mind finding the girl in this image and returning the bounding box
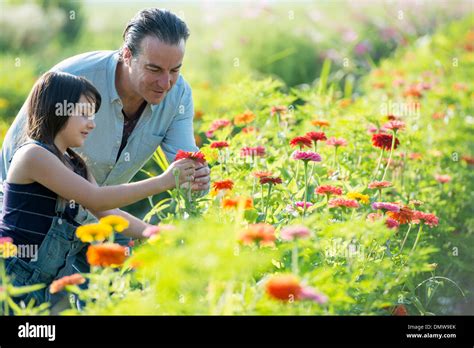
[0,71,196,307]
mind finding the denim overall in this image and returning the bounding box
[5,196,90,308]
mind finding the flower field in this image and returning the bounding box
[1,15,473,316]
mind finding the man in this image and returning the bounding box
[0,8,211,241]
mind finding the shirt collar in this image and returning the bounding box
[107,51,121,103]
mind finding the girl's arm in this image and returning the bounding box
[22,145,195,212]
[92,208,151,240]
[87,172,152,240]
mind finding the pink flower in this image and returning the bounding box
[326,137,348,147]
[295,201,314,209]
[328,198,359,208]
[371,202,401,212]
[292,151,322,162]
[367,212,383,222]
[385,218,400,229]
[0,237,14,245]
[142,224,176,238]
[206,119,232,138]
[299,286,328,304]
[280,225,311,241]
[435,174,451,184]
[383,120,406,132]
[240,146,266,157]
[368,181,392,189]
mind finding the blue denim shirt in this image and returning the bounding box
[0,50,204,221]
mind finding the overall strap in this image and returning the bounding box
[10,139,55,163]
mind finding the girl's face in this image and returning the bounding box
[56,94,96,150]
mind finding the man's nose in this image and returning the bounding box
[157,72,171,91]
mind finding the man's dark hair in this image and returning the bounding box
[119,8,190,60]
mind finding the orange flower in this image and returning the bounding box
[50,274,86,294]
[252,171,273,179]
[222,196,253,210]
[239,223,276,246]
[194,110,204,119]
[86,243,128,267]
[265,274,302,301]
[338,99,352,108]
[311,119,330,128]
[270,105,287,116]
[234,110,255,126]
[387,206,414,225]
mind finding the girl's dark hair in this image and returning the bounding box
[119,8,190,61]
[25,71,101,179]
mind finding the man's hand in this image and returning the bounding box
[190,163,210,192]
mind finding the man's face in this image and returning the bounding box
[124,35,185,104]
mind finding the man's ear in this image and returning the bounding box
[122,47,133,67]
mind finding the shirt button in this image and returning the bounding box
[116,140,120,145]
[109,165,113,169]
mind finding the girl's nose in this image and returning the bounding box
[88,118,96,129]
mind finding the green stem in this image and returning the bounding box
[381,131,396,181]
[303,161,309,217]
[372,148,384,180]
[173,170,181,218]
[411,224,423,252]
[399,223,412,252]
[1,258,8,315]
[291,244,299,275]
[263,184,273,223]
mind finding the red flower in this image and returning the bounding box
[259,176,282,185]
[289,136,312,149]
[392,304,408,316]
[371,133,400,150]
[305,131,327,143]
[212,180,234,191]
[174,150,207,164]
[315,185,343,196]
[328,198,359,208]
[210,141,229,149]
[265,275,302,301]
[413,211,439,228]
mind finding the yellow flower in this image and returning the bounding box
[99,215,130,232]
[347,192,370,204]
[0,98,9,109]
[0,240,17,258]
[76,223,113,243]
